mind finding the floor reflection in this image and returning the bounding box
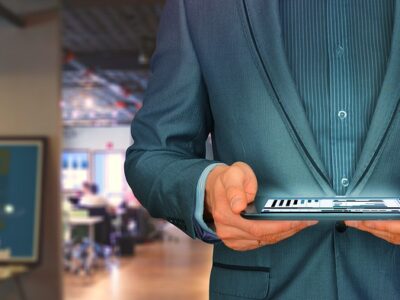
[64,225,213,300]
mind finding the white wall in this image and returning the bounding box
[0,7,62,300]
[63,126,132,151]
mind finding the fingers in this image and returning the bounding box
[365,230,400,244]
[216,217,318,244]
[345,220,400,244]
[345,220,400,233]
[350,220,400,233]
[213,197,318,239]
[220,162,258,214]
[253,220,318,244]
[263,222,317,244]
[207,161,320,251]
[216,224,257,240]
[221,221,319,251]
[222,239,261,252]
[347,224,400,244]
[236,218,318,237]
[215,197,318,236]
[232,162,258,202]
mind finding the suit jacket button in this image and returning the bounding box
[335,221,347,233]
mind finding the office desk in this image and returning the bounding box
[67,216,103,244]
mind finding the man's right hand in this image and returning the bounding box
[204,161,318,251]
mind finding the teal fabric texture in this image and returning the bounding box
[125,1,400,299]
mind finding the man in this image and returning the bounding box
[79,182,108,208]
[125,1,400,299]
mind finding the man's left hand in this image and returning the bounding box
[345,220,400,245]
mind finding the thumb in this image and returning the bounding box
[230,193,248,214]
[232,162,258,204]
[223,163,257,214]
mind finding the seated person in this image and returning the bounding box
[79,182,107,208]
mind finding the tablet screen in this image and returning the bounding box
[261,198,400,213]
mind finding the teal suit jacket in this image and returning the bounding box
[125,1,400,299]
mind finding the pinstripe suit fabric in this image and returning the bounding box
[279,0,395,194]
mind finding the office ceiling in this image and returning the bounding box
[0,0,58,27]
[62,0,165,126]
[0,0,164,126]
[0,0,56,15]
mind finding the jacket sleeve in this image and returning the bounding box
[124,0,222,238]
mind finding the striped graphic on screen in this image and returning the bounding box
[262,198,400,213]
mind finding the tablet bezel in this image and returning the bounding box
[241,197,400,220]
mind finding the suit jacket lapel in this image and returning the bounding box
[238,0,334,194]
[346,0,400,195]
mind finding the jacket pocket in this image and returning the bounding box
[210,262,270,299]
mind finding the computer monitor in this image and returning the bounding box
[0,138,45,264]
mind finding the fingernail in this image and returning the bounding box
[230,197,242,210]
[307,221,318,226]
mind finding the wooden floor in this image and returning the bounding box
[64,226,213,300]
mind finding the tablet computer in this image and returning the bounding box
[241,197,400,220]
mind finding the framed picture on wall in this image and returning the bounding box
[0,137,45,264]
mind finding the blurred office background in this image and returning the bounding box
[0,0,213,299]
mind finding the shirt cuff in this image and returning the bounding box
[193,221,220,244]
[194,163,226,242]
